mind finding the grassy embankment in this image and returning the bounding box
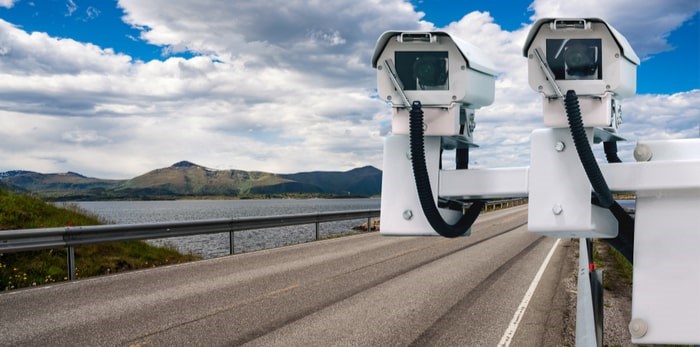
[0,188,200,291]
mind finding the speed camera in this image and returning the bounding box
[524,18,640,98]
[523,18,640,129]
[372,31,497,108]
[372,31,497,142]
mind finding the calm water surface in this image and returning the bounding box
[71,199,380,258]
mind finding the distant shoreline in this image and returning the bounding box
[48,194,381,202]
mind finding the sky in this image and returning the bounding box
[0,0,698,179]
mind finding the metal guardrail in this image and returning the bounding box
[0,209,380,280]
[0,199,527,281]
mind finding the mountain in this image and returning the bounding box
[0,171,121,199]
[281,166,382,196]
[0,161,382,200]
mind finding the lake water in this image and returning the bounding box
[70,199,380,258]
[67,198,633,259]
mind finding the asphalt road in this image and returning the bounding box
[0,205,572,346]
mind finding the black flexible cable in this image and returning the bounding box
[607,201,635,261]
[409,101,484,238]
[565,90,634,262]
[564,90,614,208]
[603,141,622,163]
[602,138,635,262]
[456,148,468,169]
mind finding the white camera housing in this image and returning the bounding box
[372,31,497,108]
[524,18,640,99]
[372,31,497,140]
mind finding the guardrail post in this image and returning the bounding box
[229,231,235,255]
[368,217,372,232]
[66,245,76,280]
[315,222,320,240]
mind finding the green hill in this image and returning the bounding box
[0,161,382,200]
[115,161,293,196]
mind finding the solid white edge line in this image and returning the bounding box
[497,238,561,347]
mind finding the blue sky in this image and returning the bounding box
[0,0,698,178]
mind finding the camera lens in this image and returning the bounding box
[395,51,449,90]
[413,55,447,87]
[564,44,598,77]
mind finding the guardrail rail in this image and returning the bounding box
[1,209,380,280]
[0,198,527,281]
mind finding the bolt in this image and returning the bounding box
[403,209,414,220]
[629,318,648,338]
[555,141,566,152]
[552,204,563,215]
[634,144,653,162]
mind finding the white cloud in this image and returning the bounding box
[0,1,696,179]
[0,19,133,75]
[0,1,410,177]
[85,6,100,21]
[0,0,16,9]
[65,0,77,17]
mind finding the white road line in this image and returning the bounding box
[497,238,561,347]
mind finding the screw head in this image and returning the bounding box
[403,209,414,220]
[552,204,563,215]
[634,144,653,162]
[555,141,566,152]
[629,318,648,338]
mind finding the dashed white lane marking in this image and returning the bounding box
[497,238,561,347]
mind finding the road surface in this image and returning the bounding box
[0,205,572,346]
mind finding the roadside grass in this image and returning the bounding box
[0,189,199,291]
[592,240,632,292]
